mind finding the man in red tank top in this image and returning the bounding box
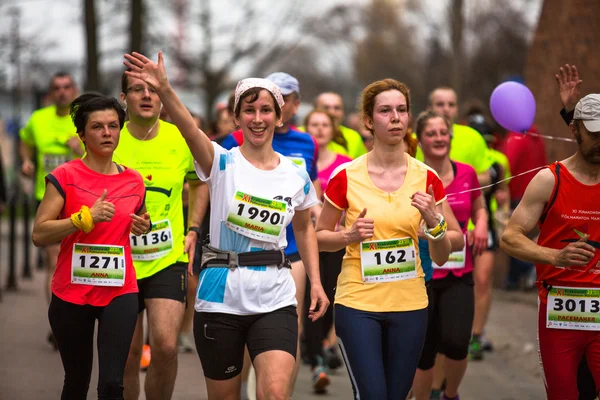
[501,93,600,400]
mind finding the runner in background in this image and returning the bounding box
[412,110,488,400]
[416,87,492,185]
[501,93,600,400]
[462,102,511,360]
[19,71,83,349]
[115,70,204,400]
[303,108,351,393]
[309,92,368,159]
[32,93,148,399]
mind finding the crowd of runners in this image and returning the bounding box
[9,49,600,400]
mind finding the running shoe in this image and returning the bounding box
[178,332,194,353]
[312,365,331,394]
[480,334,494,352]
[441,393,460,400]
[140,344,151,371]
[468,336,484,361]
[430,389,442,399]
[324,346,343,370]
[47,331,58,351]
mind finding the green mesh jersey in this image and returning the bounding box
[19,105,80,201]
[113,120,198,279]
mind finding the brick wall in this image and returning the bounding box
[524,0,600,162]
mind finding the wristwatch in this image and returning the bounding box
[187,226,201,235]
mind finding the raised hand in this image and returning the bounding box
[130,212,151,236]
[89,190,115,223]
[555,234,596,268]
[555,64,583,112]
[411,185,438,228]
[123,51,169,92]
[346,208,374,243]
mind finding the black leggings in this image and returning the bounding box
[418,273,474,370]
[304,249,344,368]
[48,293,138,400]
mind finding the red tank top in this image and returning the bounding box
[49,159,145,306]
[536,162,600,302]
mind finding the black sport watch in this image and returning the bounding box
[187,226,201,235]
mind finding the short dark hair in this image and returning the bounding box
[70,93,126,134]
[121,70,130,94]
[49,71,75,89]
[233,87,282,119]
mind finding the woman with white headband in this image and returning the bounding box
[123,51,329,400]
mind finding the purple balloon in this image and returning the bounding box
[489,82,536,133]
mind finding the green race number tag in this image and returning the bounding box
[547,286,600,331]
[130,219,173,261]
[433,234,466,269]
[360,238,417,283]
[225,191,287,243]
[71,244,125,287]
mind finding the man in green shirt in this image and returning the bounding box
[416,87,492,184]
[313,92,368,159]
[115,72,204,400]
[19,72,83,349]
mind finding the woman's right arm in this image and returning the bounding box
[32,184,76,247]
[316,202,374,252]
[124,52,214,176]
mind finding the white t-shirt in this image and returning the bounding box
[194,143,318,315]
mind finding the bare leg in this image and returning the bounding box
[443,358,468,398]
[144,298,186,400]
[124,313,144,400]
[254,350,296,400]
[412,368,434,400]
[432,354,445,390]
[473,251,495,335]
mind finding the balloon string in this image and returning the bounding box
[523,131,576,143]
[445,129,575,196]
[446,165,547,197]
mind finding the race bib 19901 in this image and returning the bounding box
[130,219,173,261]
[71,244,125,287]
[547,286,600,331]
[225,191,287,243]
[360,238,417,283]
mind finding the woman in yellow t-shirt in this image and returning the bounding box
[316,79,462,400]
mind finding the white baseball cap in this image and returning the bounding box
[574,94,600,132]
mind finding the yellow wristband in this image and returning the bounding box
[429,219,447,237]
[70,205,95,234]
